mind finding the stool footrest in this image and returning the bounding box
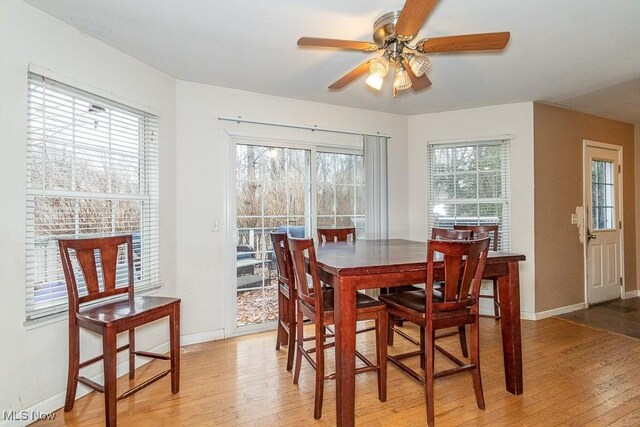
[133,350,170,360]
[77,376,104,393]
[117,369,171,401]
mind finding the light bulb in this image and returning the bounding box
[365,73,384,91]
[408,54,431,77]
[393,65,412,91]
[369,56,390,78]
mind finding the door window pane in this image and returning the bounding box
[591,160,615,230]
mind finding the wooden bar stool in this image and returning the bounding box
[58,235,180,427]
[270,232,296,371]
[317,227,356,243]
[288,237,387,419]
[379,238,490,426]
[454,224,501,319]
[388,227,472,360]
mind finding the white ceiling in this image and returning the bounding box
[23,0,640,121]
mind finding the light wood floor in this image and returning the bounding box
[36,317,640,426]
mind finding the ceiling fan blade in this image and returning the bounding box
[394,0,440,39]
[417,32,511,53]
[402,59,432,91]
[328,61,372,90]
[298,37,378,51]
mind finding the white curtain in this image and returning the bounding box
[364,135,389,240]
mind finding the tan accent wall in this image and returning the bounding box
[636,125,640,296]
[534,102,636,312]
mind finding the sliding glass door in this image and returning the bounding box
[234,141,364,330]
[235,144,311,327]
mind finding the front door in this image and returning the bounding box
[584,142,622,305]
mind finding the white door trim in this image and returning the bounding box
[582,139,625,307]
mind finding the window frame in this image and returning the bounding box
[231,135,365,331]
[25,72,161,321]
[427,138,511,250]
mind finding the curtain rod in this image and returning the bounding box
[218,116,389,138]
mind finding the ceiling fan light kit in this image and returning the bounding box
[365,72,385,90]
[297,0,510,97]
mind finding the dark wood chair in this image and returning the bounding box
[453,224,500,319]
[317,227,356,243]
[379,238,490,427]
[58,235,180,427]
[432,227,472,241]
[388,227,473,357]
[288,237,387,419]
[270,232,296,372]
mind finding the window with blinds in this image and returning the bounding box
[26,73,160,320]
[427,139,511,250]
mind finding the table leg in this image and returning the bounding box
[497,261,524,395]
[334,276,357,427]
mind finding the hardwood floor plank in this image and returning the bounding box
[34,317,640,426]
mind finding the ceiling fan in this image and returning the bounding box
[297,0,510,97]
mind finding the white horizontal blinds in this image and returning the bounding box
[427,139,511,251]
[26,73,160,320]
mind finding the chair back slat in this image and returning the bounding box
[270,232,294,290]
[317,227,355,243]
[453,224,499,251]
[427,238,490,310]
[58,235,133,307]
[100,244,119,292]
[75,248,101,295]
[288,237,323,312]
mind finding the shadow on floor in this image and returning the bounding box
[556,297,640,339]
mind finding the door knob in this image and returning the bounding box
[587,232,597,241]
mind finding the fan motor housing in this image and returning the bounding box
[373,11,408,46]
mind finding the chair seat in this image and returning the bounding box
[379,290,433,313]
[78,296,180,328]
[300,289,384,313]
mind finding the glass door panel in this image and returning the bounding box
[591,159,615,230]
[316,152,365,238]
[235,144,311,327]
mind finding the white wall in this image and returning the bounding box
[407,103,536,316]
[0,0,177,418]
[175,81,409,338]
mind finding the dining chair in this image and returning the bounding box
[453,224,500,319]
[288,236,387,419]
[379,238,490,427]
[58,235,180,427]
[270,232,296,371]
[317,227,356,243]
[388,227,472,358]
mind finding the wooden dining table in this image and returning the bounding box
[314,239,526,427]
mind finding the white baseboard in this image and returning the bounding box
[2,329,229,427]
[625,290,640,299]
[520,311,537,321]
[181,329,225,346]
[531,302,587,320]
[0,340,169,427]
